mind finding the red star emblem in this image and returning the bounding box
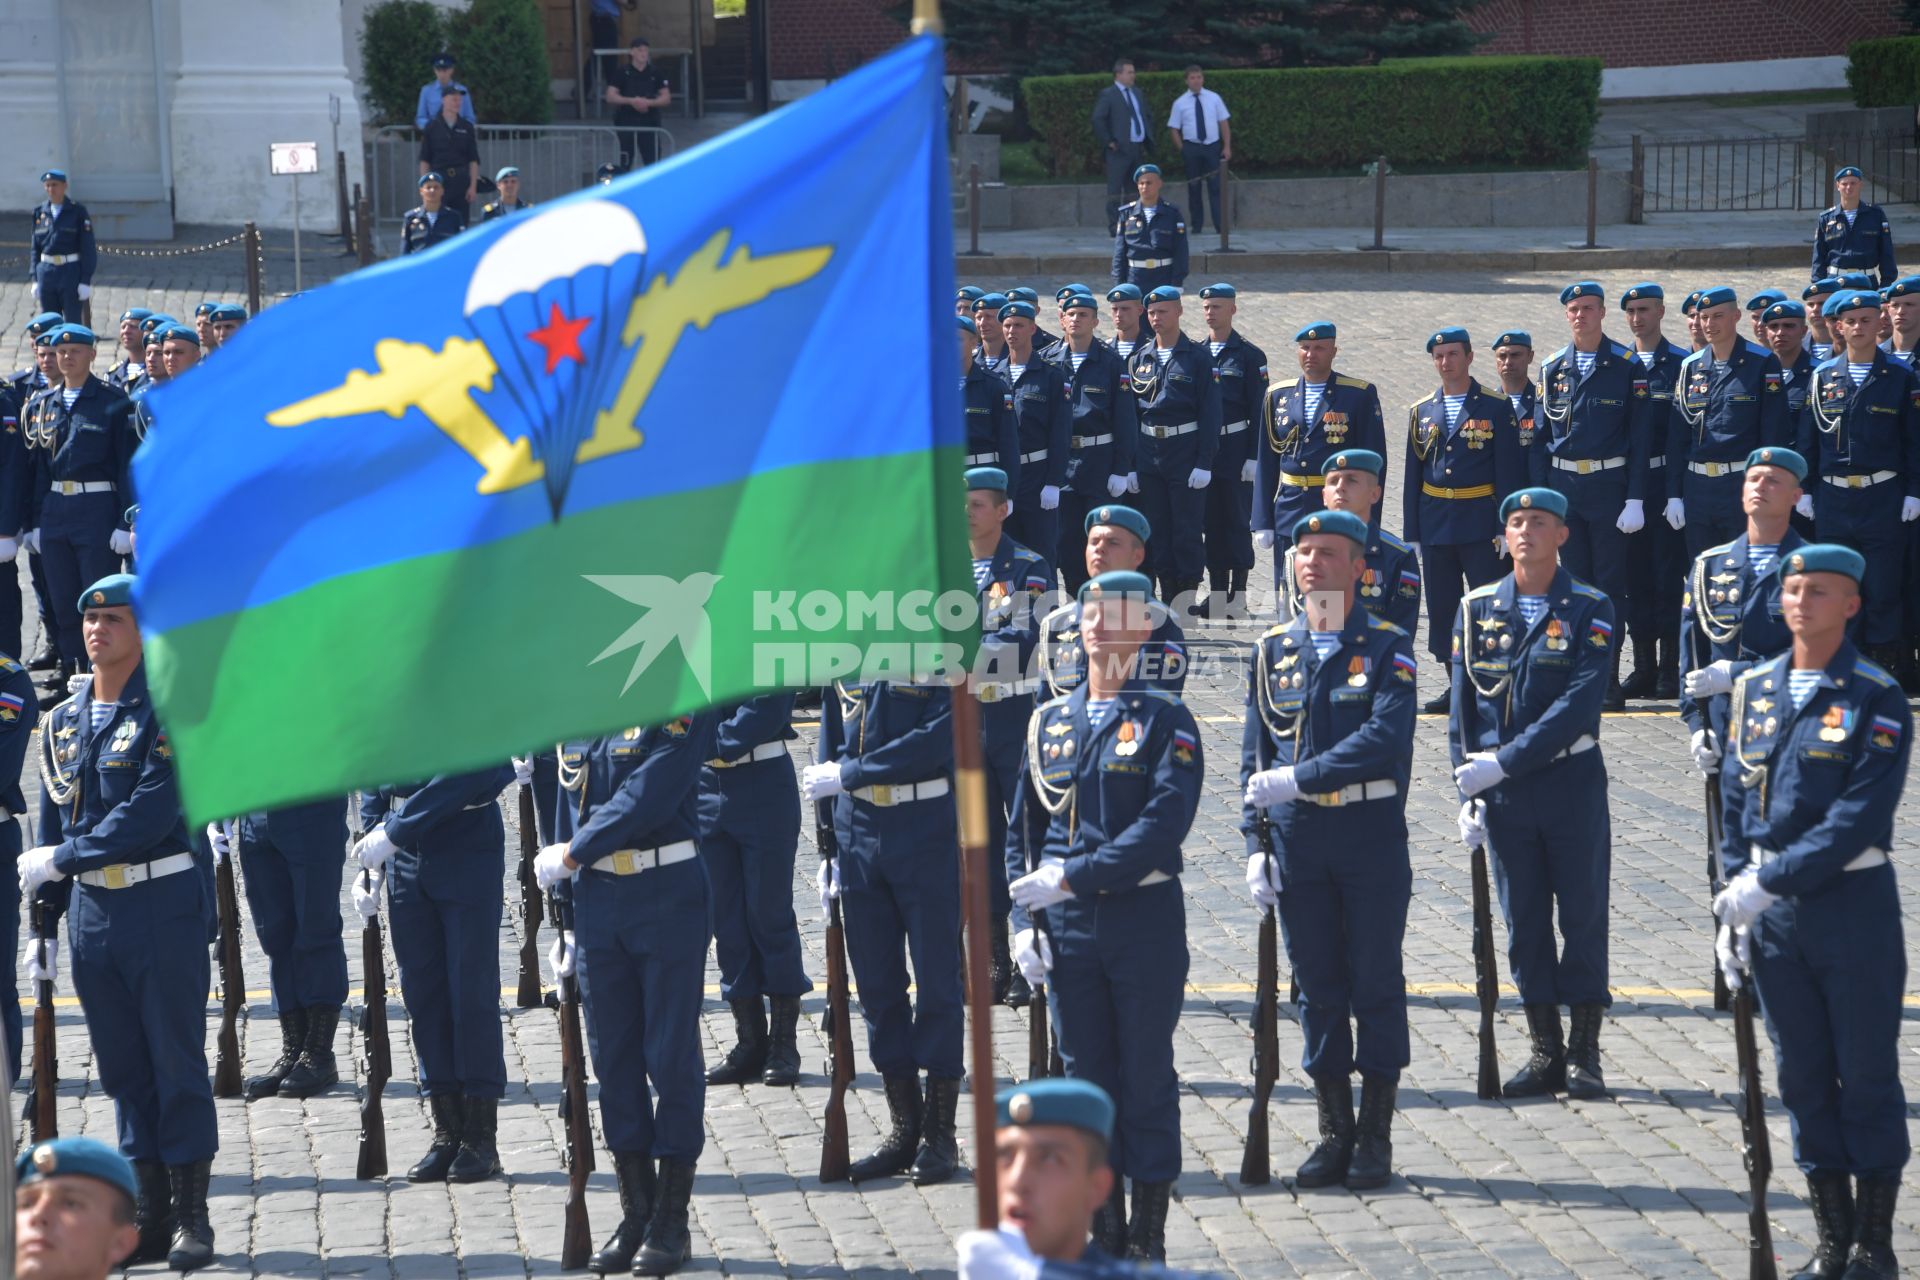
[526,302,591,374]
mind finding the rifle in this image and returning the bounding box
[1733,982,1779,1280]
[211,836,246,1098]
[26,897,56,1142]
[818,799,855,1183]
[513,780,544,1008]
[1240,812,1280,1186]
[1707,777,1732,1012]
[1019,783,1052,1082]
[1469,810,1502,1100]
[356,868,391,1179]
[548,888,594,1269]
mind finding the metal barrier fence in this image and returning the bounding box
[1630,130,1920,217]
[365,123,676,230]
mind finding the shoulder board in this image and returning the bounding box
[0,657,18,674]
[1011,545,1041,562]
[1547,345,1569,363]
[1036,692,1073,715]
[1744,339,1769,356]
[1335,375,1372,390]
[1569,579,1604,599]
[1608,340,1632,358]
[1680,348,1707,368]
[1854,657,1896,688]
[1463,582,1500,602]
[1368,617,1410,637]
[1378,529,1410,552]
[1743,653,1787,685]
[1701,540,1739,561]
[1259,623,1291,641]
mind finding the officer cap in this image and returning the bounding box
[1780,543,1865,585]
[595,163,618,184]
[1695,286,1738,310]
[119,307,153,324]
[157,323,199,346]
[1105,284,1142,303]
[972,292,1009,313]
[47,325,95,348]
[1804,277,1842,300]
[432,53,456,68]
[40,169,66,183]
[956,315,977,336]
[26,312,65,339]
[1499,487,1568,522]
[1835,165,1863,181]
[1491,330,1532,351]
[1060,293,1098,313]
[1620,283,1663,306]
[1559,281,1604,305]
[1006,287,1040,304]
[1747,446,1808,481]
[441,82,466,97]
[1078,569,1156,607]
[998,301,1038,322]
[1321,449,1385,479]
[957,286,985,303]
[193,300,221,318]
[1837,272,1877,291]
[138,313,176,336]
[1744,288,1787,312]
[1824,289,1881,318]
[1886,276,1920,299]
[997,1079,1114,1142]
[1132,164,1161,181]
[1291,509,1369,547]
[495,166,520,182]
[1198,283,1237,300]
[1295,321,1335,342]
[1425,326,1470,352]
[1055,283,1094,301]
[78,572,135,614]
[1760,300,1806,325]
[210,303,248,323]
[1680,290,1704,316]
[15,1138,137,1207]
[418,171,445,188]
[965,466,1009,492]
[1085,503,1150,543]
[1144,286,1181,305]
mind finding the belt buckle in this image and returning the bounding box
[869,783,895,807]
[1314,790,1342,807]
[1709,462,1727,478]
[103,863,130,890]
[611,850,638,874]
[1576,459,1594,475]
[1850,475,1867,488]
[705,757,728,768]
[977,684,1002,704]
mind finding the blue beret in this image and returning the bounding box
[1760,300,1806,325]
[998,301,1038,322]
[1055,283,1093,301]
[16,1138,137,1205]
[1804,278,1842,300]
[1747,446,1808,481]
[1005,287,1039,304]
[1084,503,1150,543]
[1620,282,1663,306]
[78,572,135,614]
[210,303,247,322]
[40,169,66,183]
[1198,283,1237,299]
[48,325,96,347]
[1745,288,1787,311]
[1559,281,1604,305]
[1825,289,1880,318]
[1106,284,1142,303]
[119,307,153,324]
[418,171,444,188]
[1292,509,1369,546]
[1060,293,1098,313]
[157,323,199,346]
[1144,286,1181,304]
[1321,449,1385,478]
[1078,569,1156,607]
[1696,286,1738,309]
[1132,164,1160,181]
[138,313,176,336]
[1886,276,1920,299]
[1492,330,1532,351]
[193,300,221,318]
[26,312,65,338]
[966,466,1009,491]
[494,166,520,182]
[997,1079,1114,1141]
[973,292,1008,313]
[957,286,985,303]
[1836,166,1863,181]
[1680,290,1704,315]
[1838,272,1878,291]
[1499,487,1568,522]
[1881,285,1896,302]
[1295,321,1335,342]
[956,315,977,335]
[1779,542,1865,584]
[432,53,456,68]
[1426,326,1470,352]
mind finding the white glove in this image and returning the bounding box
[206,821,230,865]
[816,858,840,915]
[75,284,90,301]
[801,761,845,803]
[1795,494,1815,520]
[28,281,38,301]
[1252,530,1275,552]
[1494,535,1509,559]
[1713,868,1781,930]
[1663,497,1686,530]
[1458,799,1488,849]
[1243,766,1299,809]
[512,756,534,787]
[1615,498,1645,534]
[957,1228,1041,1280]
[1005,500,1014,517]
[1010,859,1073,911]
[23,529,39,554]
[547,929,577,980]
[17,846,64,894]
[1187,467,1212,489]
[1903,496,1920,523]
[1453,752,1507,798]
[0,537,18,564]
[1411,541,1422,560]
[21,938,55,987]
[1244,852,1279,910]
[1105,474,1128,498]
[1716,923,1753,992]
[353,824,396,872]
[353,869,384,919]
[1241,458,1257,483]
[533,842,574,889]
[1690,728,1721,776]
[64,673,86,695]
[1684,661,1735,698]
[1011,927,1053,985]
[1039,485,1060,510]
[1125,472,1140,494]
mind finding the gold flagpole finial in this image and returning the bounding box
[911,0,943,36]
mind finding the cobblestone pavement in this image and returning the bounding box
[8,266,1920,1278]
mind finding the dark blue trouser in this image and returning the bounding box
[1203,463,1253,578]
[1006,483,1059,575]
[1754,862,1909,1175]
[1626,501,1686,676]
[1,818,22,1084]
[388,871,506,1098]
[34,264,81,323]
[1557,502,1629,619]
[1180,140,1222,232]
[1058,489,1099,595]
[699,759,811,1002]
[40,496,120,663]
[27,550,54,660]
[1135,463,1206,585]
[0,555,24,666]
[1276,828,1411,1078]
[1813,481,1905,646]
[980,725,1022,923]
[1421,539,1500,666]
[235,808,349,1012]
[1045,879,1187,1182]
[1683,471,1746,559]
[1485,749,1611,1007]
[575,857,711,1159]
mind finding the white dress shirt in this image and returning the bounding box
[1167,88,1230,145]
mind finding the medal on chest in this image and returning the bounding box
[1819,702,1854,744]
[109,719,138,753]
[1543,618,1566,651]
[1113,718,1140,757]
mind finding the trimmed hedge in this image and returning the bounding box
[1847,36,1920,108]
[361,0,453,127]
[1022,56,1602,178]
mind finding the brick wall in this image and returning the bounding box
[1464,0,1908,66]
[769,0,906,79]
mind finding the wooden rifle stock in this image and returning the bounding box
[1240,894,1279,1186]
[818,801,855,1183]
[212,850,246,1098]
[548,889,594,1269]
[514,782,545,1008]
[1470,839,1502,1099]
[356,869,391,1180]
[1733,985,1778,1279]
[28,899,56,1142]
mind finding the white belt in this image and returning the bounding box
[78,851,195,889]
[977,678,1041,704]
[596,839,697,875]
[1130,257,1170,269]
[49,481,113,496]
[1071,433,1113,448]
[1551,455,1626,474]
[1141,420,1199,439]
[1647,455,1665,468]
[1099,869,1173,895]
[1823,470,1898,489]
[39,254,75,266]
[965,451,998,466]
[1554,734,1597,761]
[1299,780,1398,807]
[1221,419,1250,435]
[1021,448,1049,464]
[1752,843,1886,872]
[1689,460,1748,478]
[852,777,951,807]
[707,741,788,768]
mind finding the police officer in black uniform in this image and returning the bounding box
[418,84,480,221]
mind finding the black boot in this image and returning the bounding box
[1504,1005,1567,1096]
[128,1159,175,1265]
[1796,1170,1854,1279]
[1345,1073,1397,1191]
[849,1074,921,1182]
[1295,1073,1355,1188]
[1602,651,1626,712]
[1655,637,1680,700]
[166,1160,214,1271]
[705,998,769,1085]
[1125,1180,1173,1263]
[278,1005,340,1098]
[633,1158,696,1276]
[588,1151,655,1274]
[245,1007,308,1100]
[1843,1176,1900,1279]
[762,995,801,1086]
[1092,1177,1127,1255]
[1565,1003,1609,1099]
[407,1094,466,1182]
[909,1075,962,1185]
[27,639,56,671]
[1421,690,1451,715]
[448,1095,503,1182]
[1617,666,1658,699]
[1004,968,1033,1009]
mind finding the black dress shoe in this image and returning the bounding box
[1654,673,1680,700]
[1617,668,1657,699]
[1420,691,1450,715]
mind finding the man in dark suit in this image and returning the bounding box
[1091,60,1151,236]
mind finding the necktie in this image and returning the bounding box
[1126,89,1144,141]
[1192,91,1209,144]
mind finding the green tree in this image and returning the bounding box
[451,0,553,124]
[360,0,451,127]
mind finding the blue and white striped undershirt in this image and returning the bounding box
[1115,339,1136,360]
[1306,630,1339,660]
[1069,349,1088,371]
[1087,698,1114,728]
[1154,347,1172,366]
[1849,360,1873,385]
[973,558,993,591]
[61,388,79,408]
[1813,343,1834,361]
[1208,339,1226,357]
[1008,362,1026,382]
[1515,595,1547,628]
[1787,668,1824,709]
[88,701,115,734]
[1574,349,1596,377]
[1507,393,1525,417]
[1636,349,1654,368]
[1442,393,1467,429]
[1747,543,1779,577]
[1303,381,1326,420]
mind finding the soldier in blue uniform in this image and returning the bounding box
[1276,451,1420,635]
[1110,166,1188,293]
[973,293,1012,378]
[1251,322,1387,590]
[1128,287,1220,611]
[1404,327,1528,714]
[15,313,66,673]
[958,285,986,317]
[30,171,96,324]
[1242,509,1417,1190]
[958,1080,1122,1275]
[1106,284,1147,363]
[0,622,35,1091]
[1714,544,1910,1280]
[1001,300,1072,563]
[1811,166,1898,286]
[401,172,466,255]
[1047,293,1134,594]
[961,316,1021,494]
[478,166,531,222]
[208,304,247,349]
[1451,488,1615,1100]
[1805,278,1842,362]
[108,309,152,390]
[805,673,963,1185]
[1490,330,1536,439]
[700,695,809,1089]
[1758,301,1817,469]
[1746,289,1789,345]
[1618,286,1694,699]
[18,574,215,1270]
[1006,287,1061,354]
[1008,571,1203,1262]
[0,357,31,664]
[1197,284,1267,618]
[1039,505,1187,701]
[531,713,716,1277]
[354,763,513,1185]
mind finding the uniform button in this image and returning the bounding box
[1445,468,1452,475]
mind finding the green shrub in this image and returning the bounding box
[360,0,452,127]
[1847,35,1920,108]
[1022,56,1602,178]
[451,0,553,125]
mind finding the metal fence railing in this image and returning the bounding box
[365,123,676,228]
[1630,131,1920,218]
